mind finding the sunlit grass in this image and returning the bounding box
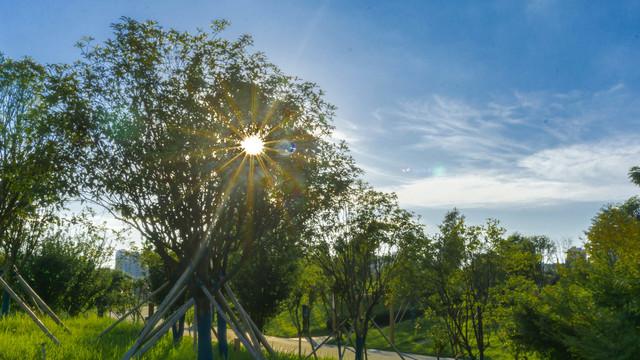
[0,312,335,360]
[264,305,331,338]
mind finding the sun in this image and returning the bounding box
[240,135,265,156]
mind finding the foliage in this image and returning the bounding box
[265,298,330,338]
[1,53,93,316]
[512,197,640,359]
[231,236,302,332]
[17,216,116,316]
[422,210,506,360]
[311,182,423,360]
[629,166,640,187]
[406,210,551,360]
[77,15,357,283]
[75,17,358,357]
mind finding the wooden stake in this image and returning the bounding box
[224,283,276,356]
[13,267,70,334]
[303,318,349,360]
[123,233,210,360]
[223,283,275,357]
[135,284,187,340]
[199,284,261,360]
[131,298,195,359]
[121,283,187,360]
[96,281,169,340]
[370,318,406,360]
[214,288,265,359]
[389,298,394,345]
[0,276,60,345]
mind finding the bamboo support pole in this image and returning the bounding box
[341,323,356,359]
[0,276,60,345]
[305,334,319,360]
[96,281,169,340]
[303,318,349,360]
[131,298,195,359]
[121,284,187,360]
[370,318,407,360]
[138,298,192,347]
[134,284,187,340]
[200,284,261,360]
[14,267,71,334]
[122,231,211,360]
[223,283,276,357]
[214,288,265,360]
[218,286,264,357]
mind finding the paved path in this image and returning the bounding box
[108,308,453,360]
[232,332,454,360]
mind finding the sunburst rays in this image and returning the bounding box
[154,80,312,240]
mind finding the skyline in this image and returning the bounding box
[2,0,639,243]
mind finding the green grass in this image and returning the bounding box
[330,319,542,360]
[264,305,331,338]
[0,307,540,360]
[263,301,544,359]
[0,312,330,360]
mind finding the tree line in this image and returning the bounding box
[1,17,639,360]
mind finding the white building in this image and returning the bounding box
[115,250,145,278]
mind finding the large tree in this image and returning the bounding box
[311,182,422,360]
[0,55,91,316]
[77,18,358,359]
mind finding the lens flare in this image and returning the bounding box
[275,140,296,155]
[241,135,264,155]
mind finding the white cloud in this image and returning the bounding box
[386,167,637,209]
[519,140,640,184]
[361,87,640,209]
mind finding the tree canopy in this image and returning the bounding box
[75,17,359,358]
[1,54,93,316]
[311,181,423,360]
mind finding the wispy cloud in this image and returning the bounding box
[356,86,640,208]
[386,140,639,208]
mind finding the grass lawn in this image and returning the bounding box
[262,305,544,360]
[0,312,328,360]
[331,319,541,360]
[264,305,332,338]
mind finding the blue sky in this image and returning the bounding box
[2,0,639,244]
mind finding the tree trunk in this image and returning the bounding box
[355,336,366,360]
[217,310,228,359]
[171,313,186,344]
[477,306,484,360]
[195,294,213,360]
[1,290,10,317]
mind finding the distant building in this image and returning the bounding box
[115,250,145,278]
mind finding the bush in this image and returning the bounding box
[18,221,115,316]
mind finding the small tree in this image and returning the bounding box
[282,257,327,356]
[418,210,507,360]
[312,182,422,360]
